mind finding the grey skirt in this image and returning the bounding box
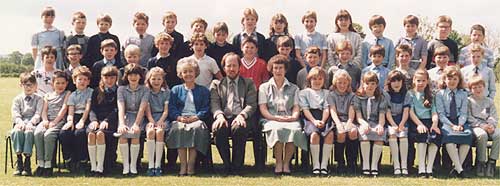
[359,121,387,141]
[121,112,146,139]
[165,120,210,155]
[261,119,308,150]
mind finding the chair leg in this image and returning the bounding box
[4,136,10,174]
[57,139,61,173]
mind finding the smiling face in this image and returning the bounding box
[163,18,177,33]
[303,18,316,32]
[21,82,37,95]
[370,24,385,37]
[310,75,325,90]
[191,23,206,34]
[470,83,484,97]
[305,53,320,67]
[43,54,56,69]
[470,51,483,66]
[404,23,417,37]
[335,77,349,93]
[223,55,240,79]
[127,73,141,86]
[125,53,140,65]
[243,16,257,31]
[156,40,172,55]
[134,19,148,35]
[397,51,411,67]
[74,75,90,90]
[98,21,111,33]
[413,74,428,92]
[149,73,164,90]
[437,22,451,39]
[370,54,384,66]
[67,50,82,64]
[192,40,207,55]
[434,54,449,68]
[337,17,351,32]
[180,66,196,83]
[338,50,352,64]
[52,77,68,93]
[272,63,286,78]
[242,42,257,58]
[390,79,403,92]
[277,46,292,56]
[102,75,117,88]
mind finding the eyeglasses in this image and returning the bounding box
[22,83,35,88]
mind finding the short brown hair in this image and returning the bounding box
[470,24,485,35]
[305,46,321,57]
[162,11,177,23]
[369,15,386,29]
[436,15,452,26]
[395,44,413,56]
[213,22,229,34]
[97,14,112,25]
[267,54,289,72]
[241,8,259,23]
[154,32,174,45]
[241,37,258,48]
[190,17,208,30]
[306,67,327,88]
[100,39,118,50]
[67,44,82,55]
[469,44,484,55]
[72,11,86,23]
[302,10,317,23]
[357,71,382,98]
[41,6,55,17]
[335,40,353,53]
[403,15,419,26]
[468,75,486,89]
[189,33,209,47]
[221,52,240,68]
[41,46,58,60]
[133,12,149,25]
[433,46,450,57]
[20,72,36,84]
[369,45,385,57]
[53,70,69,83]
[276,36,293,48]
[72,66,92,82]
[122,63,145,85]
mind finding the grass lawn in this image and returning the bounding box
[0,77,499,185]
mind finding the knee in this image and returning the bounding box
[348,130,358,140]
[337,133,346,143]
[96,131,105,140]
[119,138,128,144]
[131,138,139,144]
[156,129,165,138]
[146,129,155,139]
[310,133,320,144]
[324,132,334,144]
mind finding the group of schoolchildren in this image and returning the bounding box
[10,6,499,178]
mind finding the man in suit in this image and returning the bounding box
[209,52,257,175]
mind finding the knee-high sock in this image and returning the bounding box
[426,143,438,173]
[445,143,463,172]
[399,138,408,169]
[147,140,155,169]
[130,144,140,174]
[458,144,470,166]
[96,144,106,172]
[119,143,129,174]
[155,142,164,168]
[321,144,333,169]
[88,145,97,171]
[388,138,400,169]
[360,141,370,170]
[371,144,383,171]
[310,144,320,170]
[417,143,427,173]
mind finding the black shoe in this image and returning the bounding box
[336,164,346,174]
[449,169,458,177]
[282,171,291,176]
[88,171,96,177]
[362,169,371,176]
[43,168,53,177]
[427,172,434,178]
[13,156,23,176]
[418,172,426,178]
[347,164,357,174]
[33,167,44,176]
[21,156,31,176]
[95,171,104,177]
[457,171,468,178]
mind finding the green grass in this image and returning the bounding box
[0,77,499,185]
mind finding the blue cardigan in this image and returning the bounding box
[168,84,210,121]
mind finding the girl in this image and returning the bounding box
[327,9,363,68]
[239,38,270,90]
[33,46,58,96]
[329,69,358,174]
[87,66,119,176]
[167,59,210,176]
[144,67,170,176]
[116,63,150,176]
[264,13,296,62]
[299,67,332,175]
[354,71,387,176]
[436,66,472,178]
[385,70,411,175]
[32,6,65,70]
[232,8,266,57]
[34,71,70,177]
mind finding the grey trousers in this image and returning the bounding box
[11,127,34,154]
[473,127,500,162]
[34,122,63,161]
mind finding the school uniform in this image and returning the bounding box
[84,32,121,69]
[426,38,458,69]
[387,91,411,137]
[178,55,220,88]
[285,58,302,85]
[32,69,55,97]
[299,88,332,136]
[117,66,148,86]
[396,67,415,90]
[117,85,150,138]
[90,58,124,88]
[64,65,80,92]
[458,43,495,68]
[239,57,269,90]
[428,66,445,94]
[11,93,43,154]
[263,34,297,62]
[295,31,328,61]
[362,36,395,69]
[232,31,266,57]
[467,96,500,164]
[147,54,182,88]
[395,35,428,70]
[327,31,363,68]
[354,94,388,142]
[326,62,361,91]
[32,26,65,70]
[461,64,496,99]
[161,30,184,59]
[123,33,156,67]
[206,42,239,74]
[362,64,390,90]
[64,32,89,66]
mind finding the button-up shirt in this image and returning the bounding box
[362,64,390,90]
[436,88,468,126]
[362,36,395,68]
[461,64,496,99]
[67,87,93,114]
[458,43,495,68]
[467,96,498,128]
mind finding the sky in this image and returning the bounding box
[1,0,499,54]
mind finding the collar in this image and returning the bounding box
[68,64,81,72]
[151,87,167,95]
[445,88,457,95]
[156,53,170,59]
[337,62,352,69]
[75,87,89,94]
[241,57,257,69]
[41,26,57,32]
[370,64,383,70]
[269,77,290,89]
[103,58,115,66]
[227,76,240,86]
[105,85,117,92]
[403,34,420,41]
[306,31,317,36]
[242,31,256,37]
[126,84,142,92]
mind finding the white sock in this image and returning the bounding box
[417,143,427,173]
[446,143,463,173]
[147,140,155,169]
[371,144,383,171]
[388,138,400,170]
[130,144,140,174]
[88,145,97,171]
[310,144,320,170]
[119,143,129,174]
[155,142,165,169]
[38,160,45,168]
[44,160,51,168]
[399,138,408,169]
[96,144,106,172]
[321,144,333,169]
[458,144,470,166]
[426,144,438,173]
[360,141,370,170]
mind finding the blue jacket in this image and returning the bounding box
[168,84,210,121]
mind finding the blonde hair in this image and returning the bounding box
[96,13,112,25]
[124,44,141,57]
[241,8,259,23]
[306,67,326,88]
[72,66,92,82]
[162,11,177,23]
[302,10,317,23]
[145,67,167,89]
[331,69,353,92]
[177,58,200,78]
[436,15,452,26]
[154,32,174,45]
[468,75,486,89]
[133,12,149,25]
[469,44,484,55]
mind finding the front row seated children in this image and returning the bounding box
[385,70,411,175]
[297,46,322,90]
[144,67,170,176]
[239,38,269,90]
[34,71,71,177]
[362,45,389,90]
[91,39,123,88]
[299,67,332,176]
[11,72,43,176]
[59,66,93,172]
[354,71,387,176]
[409,69,440,178]
[467,76,499,177]
[435,66,472,178]
[116,63,150,176]
[329,69,358,174]
[87,66,119,176]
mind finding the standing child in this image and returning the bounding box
[239,38,269,90]
[161,11,184,59]
[206,22,239,74]
[59,66,93,172]
[436,66,472,178]
[116,64,150,176]
[297,46,322,90]
[33,46,58,96]
[299,67,332,176]
[84,14,121,69]
[87,66,119,176]
[409,69,440,178]
[118,45,149,85]
[461,44,496,99]
[385,70,411,175]
[362,45,390,90]
[263,13,296,62]
[11,72,43,176]
[177,18,208,59]
[65,44,83,92]
[295,11,327,68]
[326,40,361,91]
[467,76,499,177]
[32,6,65,70]
[459,24,495,68]
[362,15,395,69]
[232,8,266,58]
[354,72,388,176]
[123,12,155,67]
[328,70,358,174]
[327,9,363,68]
[64,12,89,66]
[426,15,458,69]
[34,71,70,177]
[90,39,124,88]
[395,15,428,70]
[277,36,302,85]
[147,32,182,88]
[428,46,450,93]
[144,67,170,176]
[395,44,416,90]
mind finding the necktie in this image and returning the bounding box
[366,96,375,120]
[139,35,144,39]
[376,38,380,46]
[449,91,457,121]
[474,66,479,75]
[226,80,236,116]
[24,96,32,102]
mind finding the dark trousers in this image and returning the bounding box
[334,139,359,169]
[213,117,249,171]
[59,114,88,162]
[103,132,118,173]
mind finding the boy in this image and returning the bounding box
[362,15,395,69]
[11,72,43,176]
[362,45,390,90]
[206,22,238,74]
[428,46,450,93]
[232,8,266,58]
[33,46,57,96]
[295,10,327,68]
[91,39,123,88]
[395,15,428,70]
[426,15,458,69]
[327,40,361,91]
[297,46,322,90]
[459,24,495,68]
[32,6,65,70]
[59,66,93,172]
[64,12,89,66]
[395,44,416,90]
[277,36,302,85]
[461,44,496,99]
[177,17,208,59]
[467,76,499,177]
[118,45,148,85]
[147,32,182,88]
[161,11,184,59]
[65,44,83,92]
[84,14,121,69]
[122,12,155,67]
